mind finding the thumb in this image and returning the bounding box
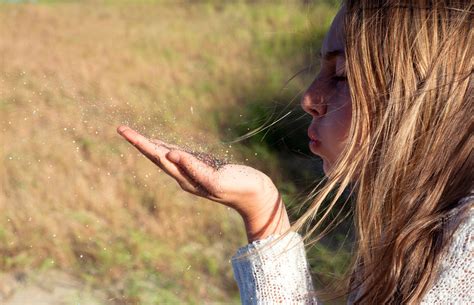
[166,150,216,190]
[166,150,182,163]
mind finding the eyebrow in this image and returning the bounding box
[319,50,344,60]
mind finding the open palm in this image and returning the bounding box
[117,125,289,240]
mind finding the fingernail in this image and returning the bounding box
[117,125,129,135]
[166,151,180,163]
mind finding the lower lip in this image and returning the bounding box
[309,140,321,153]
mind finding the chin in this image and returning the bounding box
[322,159,334,176]
[322,162,329,175]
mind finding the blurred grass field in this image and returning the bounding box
[0,0,347,304]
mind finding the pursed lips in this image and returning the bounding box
[308,129,321,155]
[307,129,319,143]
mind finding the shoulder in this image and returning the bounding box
[421,196,473,303]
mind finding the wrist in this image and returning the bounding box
[243,195,291,243]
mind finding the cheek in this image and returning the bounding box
[328,89,352,141]
[321,90,352,157]
[337,96,352,139]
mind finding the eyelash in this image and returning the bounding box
[333,75,347,82]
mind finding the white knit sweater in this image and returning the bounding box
[231,200,473,304]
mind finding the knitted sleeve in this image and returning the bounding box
[231,231,319,305]
[421,207,474,304]
[231,207,473,305]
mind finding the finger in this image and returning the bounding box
[150,139,181,151]
[117,127,205,193]
[117,126,177,170]
[155,150,204,193]
[117,126,167,166]
[149,139,165,146]
[166,150,216,192]
[152,145,214,196]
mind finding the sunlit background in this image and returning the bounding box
[0,0,349,304]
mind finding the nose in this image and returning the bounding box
[300,79,327,118]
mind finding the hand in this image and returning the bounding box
[117,125,290,242]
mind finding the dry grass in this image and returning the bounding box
[0,1,337,303]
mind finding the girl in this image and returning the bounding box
[117,0,473,303]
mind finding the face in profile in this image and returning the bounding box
[301,7,352,174]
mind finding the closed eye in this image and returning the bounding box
[333,75,347,82]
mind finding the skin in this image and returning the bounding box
[117,126,290,242]
[117,8,351,241]
[301,7,351,174]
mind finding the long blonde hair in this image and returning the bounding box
[289,1,473,303]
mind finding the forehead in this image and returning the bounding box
[321,6,345,55]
